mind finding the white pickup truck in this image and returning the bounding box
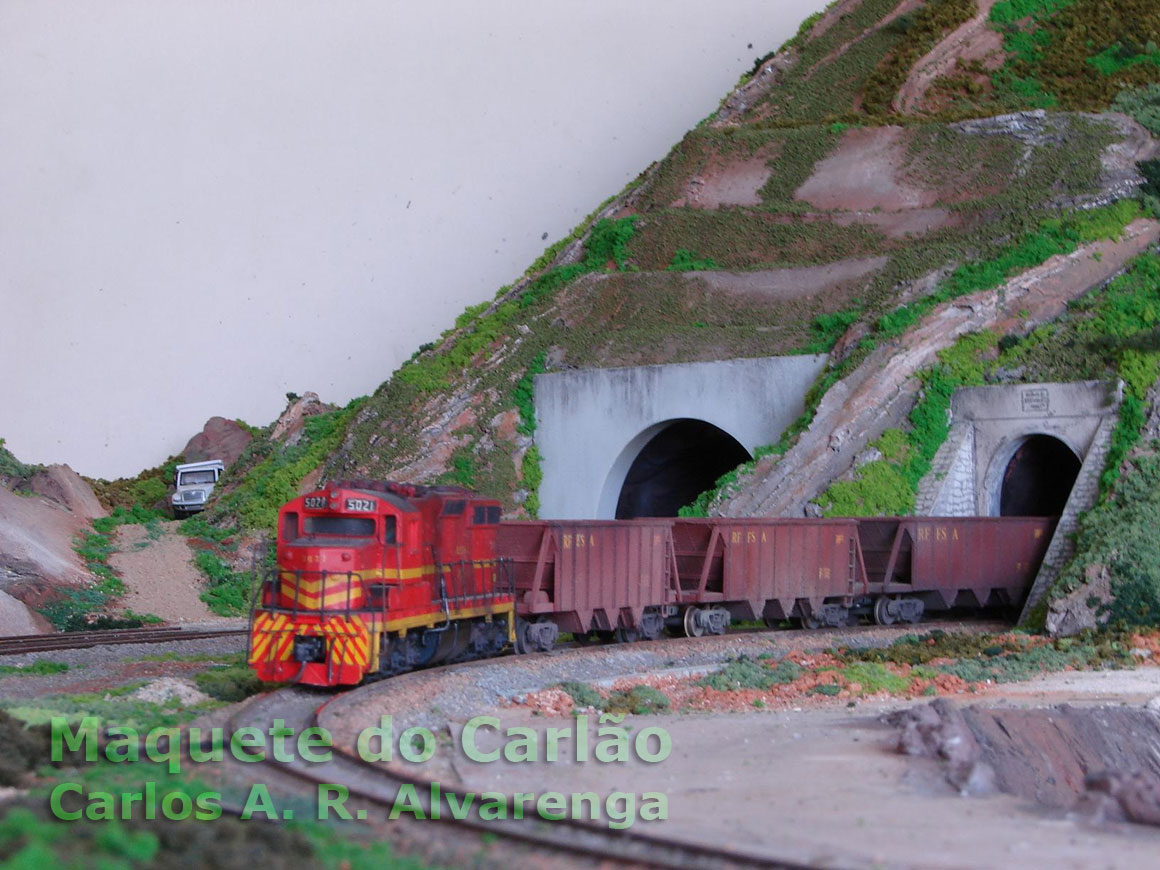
[171,459,225,517]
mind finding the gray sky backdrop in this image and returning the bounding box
[1,1,825,479]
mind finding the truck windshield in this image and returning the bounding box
[179,471,217,485]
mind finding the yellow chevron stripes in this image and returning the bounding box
[249,612,370,669]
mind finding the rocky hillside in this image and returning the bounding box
[88,0,1160,629]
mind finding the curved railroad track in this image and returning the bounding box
[0,626,248,656]
[227,687,810,870]
[218,618,1011,868]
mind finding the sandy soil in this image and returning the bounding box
[441,703,1160,869]
[894,0,1004,115]
[322,646,1160,869]
[684,256,889,300]
[796,126,935,211]
[108,521,217,623]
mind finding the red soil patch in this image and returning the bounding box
[686,256,889,301]
[673,145,777,209]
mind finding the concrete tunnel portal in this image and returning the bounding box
[533,355,829,520]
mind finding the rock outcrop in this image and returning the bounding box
[0,589,52,636]
[270,392,333,447]
[26,464,106,521]
[181,416,253,467]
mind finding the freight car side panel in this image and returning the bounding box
[674,519,862,620]
[862,517,1054,608]
[497,521,676,634]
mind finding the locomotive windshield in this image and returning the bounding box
[302,516,376,538]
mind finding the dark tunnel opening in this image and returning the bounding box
[999,435,1081,517]
[616,419,752,519]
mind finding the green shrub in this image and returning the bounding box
[603,685,671,715]
[696,655,802,691]
[666,249,721,271]
[556,681,603,709]
[193,664,266,703]
[0,661,69,677]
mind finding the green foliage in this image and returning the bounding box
[394,218,636,395]
[990,0,1074,26]
[520,446,543,518]
[1057,452,1160,625]
[602,685,671,716]
[556,680,603,709]
[1113,84,1160,135]
[817,330,994,516]
[447,449,476,488]
[666,248,721,271]
[986,0,1160,112]
[0,438,38,480]
[585,216,637,271]
[695,655,803,691]
[207,402,361,533]
[839,661,911,693]
[805,308,861,353]
[1088,42,1160,77]
[0,661,69,677]
[514,351,547,437]
[89,457,181,514]
[193,550,251,617]
[862,0,977,115]
[193,663,267,702]
[837,627,1136,681]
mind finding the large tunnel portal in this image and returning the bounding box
[615,419,752,519]
[999,434,1081,517]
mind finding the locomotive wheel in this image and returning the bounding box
[873,597,896,626]
[683,607,704,638]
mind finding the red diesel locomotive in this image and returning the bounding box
[248,480,1055,687]
[249,480,514,686]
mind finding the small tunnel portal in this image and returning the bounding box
[999,435,1081,517]
[615,419,752,519]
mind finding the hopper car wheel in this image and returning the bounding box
[683,607,705,638]
[615,627,640,644]
[873,597,897,626]
[799,615,821,631]
[574,632,596,646]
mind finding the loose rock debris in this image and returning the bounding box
[895,700,1160,827]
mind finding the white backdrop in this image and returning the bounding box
[0,0,825,477]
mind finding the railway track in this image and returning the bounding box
[0,625,247,655]
[222,621,1009,868]
[227,688,811,870]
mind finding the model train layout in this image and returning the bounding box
[247,480,1056,687]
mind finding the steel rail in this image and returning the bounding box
[0,626,247,656]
